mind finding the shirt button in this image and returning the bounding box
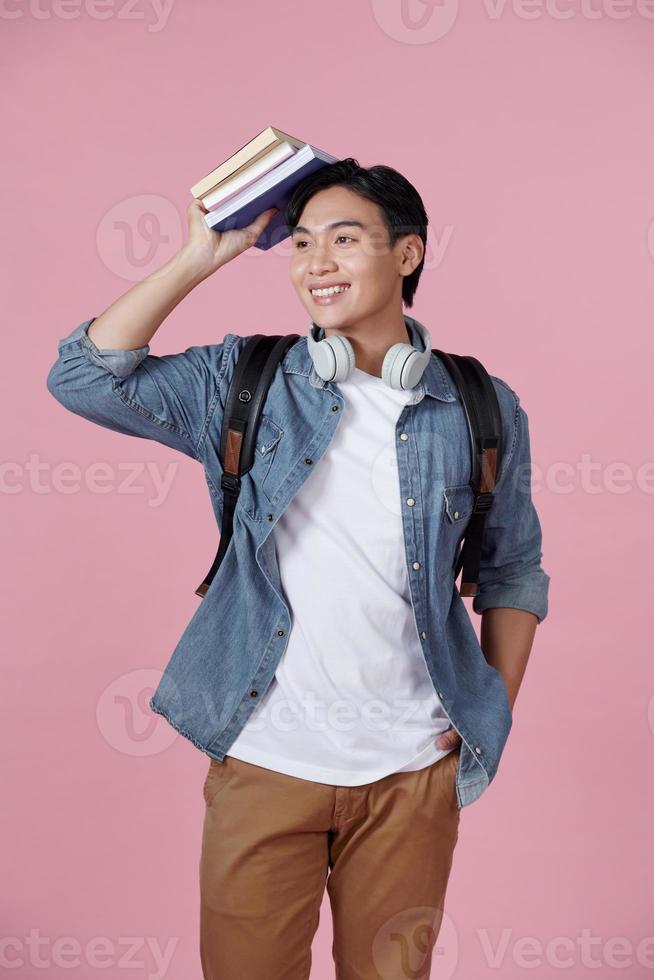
[475,746,481,754]
[420,631,427,640]
[250,689,258,697]
[267,514,274,521]
[304,458,313,465]
[277,629,285,636]
[400,432,409,441]
[406,497,415,507]
[454,511,460,519]
[412,561,420,570]
[331,405,339,412]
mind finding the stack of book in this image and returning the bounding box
[190,126,338,250]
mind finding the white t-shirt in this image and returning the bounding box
[226,364,454,785]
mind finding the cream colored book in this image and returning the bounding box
[190,126,306,199]
[200,141,296,211]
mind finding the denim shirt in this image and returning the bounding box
[46,314,550,809]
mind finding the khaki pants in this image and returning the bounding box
[199,748,461,980]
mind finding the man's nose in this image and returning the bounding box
[308,246,338,275]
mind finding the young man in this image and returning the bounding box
[47,158,550,980]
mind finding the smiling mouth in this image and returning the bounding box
[309,283,351,301]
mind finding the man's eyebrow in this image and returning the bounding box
[291,220,367,235]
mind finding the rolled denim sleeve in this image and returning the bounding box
[472,391,550,624]
[60,317,152,378]
[46,317,235,461]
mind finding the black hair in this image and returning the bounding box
[284,157,428,308]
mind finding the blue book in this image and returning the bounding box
[204,143,339,250]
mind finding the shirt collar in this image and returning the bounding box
[281,315,457,403]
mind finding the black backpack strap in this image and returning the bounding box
[195,333,300,597]
[432,350,503,597]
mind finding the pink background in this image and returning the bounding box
[4,1,654,977]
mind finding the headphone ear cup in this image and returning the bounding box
[332,334,356,380]
[399,350,429,389]
[382,343,416,390]
[311,332,355,382]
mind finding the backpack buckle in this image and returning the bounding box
[220,472,241,494]
[472,491,494,514]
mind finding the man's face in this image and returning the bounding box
[289,185,416,331]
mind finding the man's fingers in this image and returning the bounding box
[241,207,279,248]
[251,207,279,231]
[435,727,461,750]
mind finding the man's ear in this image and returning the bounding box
[398,234,424,276]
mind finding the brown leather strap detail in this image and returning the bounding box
[459,582,479,597]
[480,447,497,492]
[224,428,243,476]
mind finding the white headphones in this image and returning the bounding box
[307,315,433,391]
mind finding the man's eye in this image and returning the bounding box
[294,236,354,249]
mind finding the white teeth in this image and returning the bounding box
[311,284,350,297]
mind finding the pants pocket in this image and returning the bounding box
[202,758,233,807]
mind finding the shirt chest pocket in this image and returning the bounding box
[251,414,285,501]
[440,484,476,578]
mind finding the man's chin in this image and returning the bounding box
[306,306,360,331]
